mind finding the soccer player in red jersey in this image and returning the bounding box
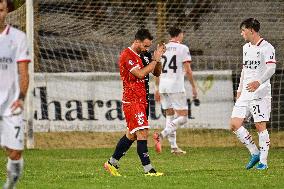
[104,28,165,176]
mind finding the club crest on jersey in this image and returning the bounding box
[135,112,145,125]
[128,60,134,65]
[270,52,274,60]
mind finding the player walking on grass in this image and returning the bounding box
[0,0,31,188]
[153,27,198,154]
[231,18,276,170]
[104,28,165,176]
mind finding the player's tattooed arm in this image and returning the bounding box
[10,62,29,114]
[237,70,244,98]
[152,61,162,77]
[184,62,197,98]
[154,77,160,102]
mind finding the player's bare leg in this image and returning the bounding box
[231,117,260,169]
[3,148,23,189]
[255,122,269,170]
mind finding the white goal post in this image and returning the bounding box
[25,0,35,149]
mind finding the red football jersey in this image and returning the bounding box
[119,47,147,104]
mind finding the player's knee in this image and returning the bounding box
[136,129,149,140]
[6,149,22,160]
[230,119,241,131]
[176,116,187,126]
[255,122,267,132]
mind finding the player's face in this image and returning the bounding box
[240,27,253,42]
[0,2,8,27]
[138,39,152,53]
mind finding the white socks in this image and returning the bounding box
[161,116,187,138]
[168,131,178,149]
[4,158,24,189]
[234,126,270,165]
[234,126,259,155]
[258,129,270,165]
[164,115,178,149]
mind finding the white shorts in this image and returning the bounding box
[0,114,25,150]
[231,98,271,122]
[160,92,188,110]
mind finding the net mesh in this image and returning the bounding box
[6,0,284,147]
[35,0,284,73]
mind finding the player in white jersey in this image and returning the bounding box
[0,0,31,188]
[153,27,198,154]
[231,18,276,170]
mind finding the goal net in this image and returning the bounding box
[7,0,284,148]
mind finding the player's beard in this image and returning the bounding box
[137,47,143,54]
[0,22,5,31]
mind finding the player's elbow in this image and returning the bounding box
[185,67,193,75]
[136,73,145,79]
[132,69,146,79]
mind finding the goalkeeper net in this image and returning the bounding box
[7,0,284,147]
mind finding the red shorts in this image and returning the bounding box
[123,102,149,134]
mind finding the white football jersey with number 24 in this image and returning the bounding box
[159,41,192,93]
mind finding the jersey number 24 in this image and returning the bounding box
[161,55,177,73]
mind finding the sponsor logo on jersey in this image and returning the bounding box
[0,57,13,64]
[243,60,260,69]
[0,57,12,70]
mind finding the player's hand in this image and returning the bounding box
[10,99,24,115]
[152,61,162,77]
[192,87,198,99]
[153,43,166,62]
[154,90,161,102]
[246,81,260,92]
[236,92,241,100]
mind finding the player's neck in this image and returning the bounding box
[0,23,6,34]
[169,38,180,43]
[250,35,261,45]
[130,44,140,54]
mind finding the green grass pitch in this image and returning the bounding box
[1,147,284,189]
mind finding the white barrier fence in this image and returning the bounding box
[32,70,234,132]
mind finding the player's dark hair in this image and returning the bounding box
[168,27,183,38]
[135,28,153,41]
[240,18,260,32]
